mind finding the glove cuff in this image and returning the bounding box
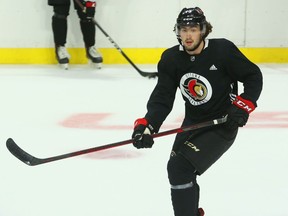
[85,1,96,8]
[232,96,255,114]
[134,118,155,133]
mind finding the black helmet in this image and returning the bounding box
[174,7,212,44]
[176,7,206,27]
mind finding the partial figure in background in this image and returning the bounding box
[131,6,263,216]
[48,0,103,69]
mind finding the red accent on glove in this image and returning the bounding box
[134,118,148,128]
[85,1,96,8]
[233,96,255,114]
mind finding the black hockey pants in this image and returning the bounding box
[167,119,238,216]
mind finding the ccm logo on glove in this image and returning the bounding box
[232,96,255,113]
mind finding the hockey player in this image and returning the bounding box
[131,7,263,216]
[48,0,103,69]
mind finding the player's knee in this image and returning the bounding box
[167,154,196,186]
[53,13,68,20]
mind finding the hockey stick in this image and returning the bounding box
[93,21,158,78]
[6,116,227,166]
[73,0,158,78]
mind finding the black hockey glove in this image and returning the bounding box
[132,118,155,149]
[226,95,256,130]
[81,1,96,18]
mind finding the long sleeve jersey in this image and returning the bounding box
[145,38,263,132]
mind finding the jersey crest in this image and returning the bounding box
[180,73,212,106]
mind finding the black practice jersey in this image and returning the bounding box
[145,38,263,132]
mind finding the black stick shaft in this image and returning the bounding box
[6,116,227,166]
[73,0,157,78]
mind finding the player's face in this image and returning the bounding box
[179,25,203,54]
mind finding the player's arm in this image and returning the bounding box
[132,51,178,148]
[225,40,263,129]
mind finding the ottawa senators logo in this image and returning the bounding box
[180,73,212,106]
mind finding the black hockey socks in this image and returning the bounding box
[80,19,95,47]
[171,186,201,216]
[52,14,68,46]
[167,154,201,216]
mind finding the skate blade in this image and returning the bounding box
[59,63,69,70]
[89,61,102,69]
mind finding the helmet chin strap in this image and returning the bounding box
[200,24,206,37]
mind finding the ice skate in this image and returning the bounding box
[86,46,103,69]
[55,46,70,70]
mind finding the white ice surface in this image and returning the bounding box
[0,64,287,216]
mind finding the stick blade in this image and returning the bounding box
[6,138,40,166]
[141,72,158,78]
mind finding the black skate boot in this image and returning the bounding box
[55,46,70,70]
[86,46,103,69]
